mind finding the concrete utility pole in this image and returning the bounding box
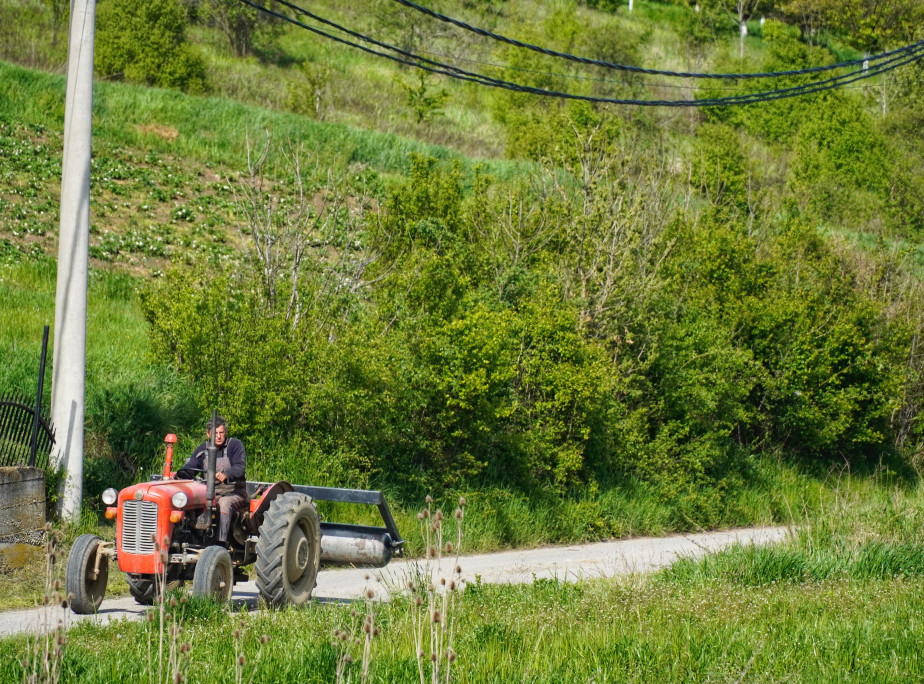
[51,0,96,520]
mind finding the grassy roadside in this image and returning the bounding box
[1,474,922,682]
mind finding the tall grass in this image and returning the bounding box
[0,60,522,182]
[5,476,924,682]
[0,259,197,498]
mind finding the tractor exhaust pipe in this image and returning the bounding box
[195,409,219,530]
[204,411,217,503]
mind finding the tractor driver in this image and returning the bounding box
[177,415,249,547]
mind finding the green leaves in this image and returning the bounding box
[96,0,207,92]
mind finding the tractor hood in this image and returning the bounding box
[118,479,209,510]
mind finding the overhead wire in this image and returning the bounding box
[411,47,894,92]
[390,0,924,80]
[237,0,924,107]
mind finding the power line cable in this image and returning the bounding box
[238,0,924,107]
[390,0,924,80]
[412,47,890,92]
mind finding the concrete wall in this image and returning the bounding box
[0,467,46,537]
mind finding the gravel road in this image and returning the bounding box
[0,526,789,638]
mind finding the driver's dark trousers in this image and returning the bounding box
[215,485,249,544]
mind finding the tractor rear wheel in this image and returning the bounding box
[127,574,156,605]
[66,534,109,614]
[191,546,233,602]
[255,492,320,607]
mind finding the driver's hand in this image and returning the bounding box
[216,472,227,483]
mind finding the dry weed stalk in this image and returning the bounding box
[411,496,466,684]
[334,575,381,684]
[21,523,68,684]
[233,617,271,684]
[145,535,191,684]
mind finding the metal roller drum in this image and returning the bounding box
[319,522,394,567]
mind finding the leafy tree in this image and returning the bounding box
[96,0,207,92]
[43,0,69,47]
[189,0,284,57]
[788,95,890,227]
[402,73,450,125]
[823,0,924,51]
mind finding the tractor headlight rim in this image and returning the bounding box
[101,488,118,506]
[171,492,189,509]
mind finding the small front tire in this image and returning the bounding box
[66,534,109,614]
[127,574,156,605]
[191,546,233,602]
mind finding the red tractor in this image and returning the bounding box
[66,432,403,613]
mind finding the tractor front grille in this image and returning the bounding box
[121,500,159,555]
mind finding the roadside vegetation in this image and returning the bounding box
[2,474,923,681]
[1,0,924,676]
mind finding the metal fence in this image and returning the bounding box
[0,391,55,469]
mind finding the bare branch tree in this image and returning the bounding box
[234,134,389,335]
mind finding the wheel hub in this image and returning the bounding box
[286,528,310,581]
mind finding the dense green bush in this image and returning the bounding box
[140,139,913,516]
[96,0,207,92]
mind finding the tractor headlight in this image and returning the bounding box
[171,492,189,509]
[102,488,118,505]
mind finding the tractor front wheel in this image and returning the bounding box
[255,492,320,607]
[66,534,109,614]
[191,546,233,602]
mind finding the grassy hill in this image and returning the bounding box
[1,0,923,537]
[3,3,924,679]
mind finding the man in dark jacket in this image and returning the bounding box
[177,415,248,546]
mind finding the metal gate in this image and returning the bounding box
[0,391,55,469]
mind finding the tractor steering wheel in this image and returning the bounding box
[175,467,207,480]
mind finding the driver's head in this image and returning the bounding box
[207,415,228,447]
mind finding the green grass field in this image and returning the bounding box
[2,474,923,682]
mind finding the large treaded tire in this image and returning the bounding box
[66,534,109,614]
[126,574,156,605]
[191,546,233,602]
[255,492,320,607]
